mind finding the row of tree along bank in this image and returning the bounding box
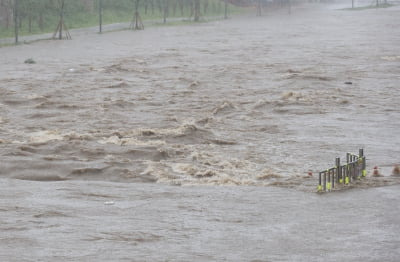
[0,0,295,43]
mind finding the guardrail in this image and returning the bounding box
[318,149,366,192]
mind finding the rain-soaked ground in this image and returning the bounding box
[0,2,399,261]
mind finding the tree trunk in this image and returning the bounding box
[28,14,32,32]
[179,0,184,16]
[157,0,162,13]
[194,0,200,21]
[14,0,18,43]
[5,4,11,29]
[210,1,216,13]
[163,0,168,24]
[224,0,228,19]
[132,0,143,30]
[99,0,103,33]
[135,0,140,15]
[203,0,208,14]
[59,0,65,40]
[257,0,262,16]
[38,12,44,30]
[172,0,177,16]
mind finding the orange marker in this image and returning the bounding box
[372,166,381,177]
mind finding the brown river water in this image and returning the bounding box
[0,2,399,261]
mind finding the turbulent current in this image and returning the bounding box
[1,4,400,188]
[0,2,400,261]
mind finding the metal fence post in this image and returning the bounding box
[318,172,322,192]
[360,148,367,177]
[327,170,331,191]
[347,164,351,184]
[336,157,341,183]
[318,149,365,192]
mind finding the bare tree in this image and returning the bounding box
[0,0,13,28]
[203,0,208,14]
[130,0,144,30]
[194,0,200,21]
[172,0,177,16]
[52,0,71,40]
[224,0,228,19]
[163,0,169,24]
[157,0,162,13]
[99,0,102,32]
[179,0,184,16]
[14,0,18,43]
[144,0,148,14]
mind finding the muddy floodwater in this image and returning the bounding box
[1,2,400,261]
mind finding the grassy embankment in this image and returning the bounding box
[0,1,246,39]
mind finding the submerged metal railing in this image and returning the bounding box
[318,149,367,192]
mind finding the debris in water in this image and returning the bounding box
[392,165,400,177]
[257,172,282,180]
[189,81,199,88]
[142,130,156,136]
[24,58,36,64]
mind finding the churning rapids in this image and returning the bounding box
[1,2,399,262]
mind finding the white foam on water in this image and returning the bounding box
[29,130,64,144]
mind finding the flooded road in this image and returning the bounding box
[1,2,400,261]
